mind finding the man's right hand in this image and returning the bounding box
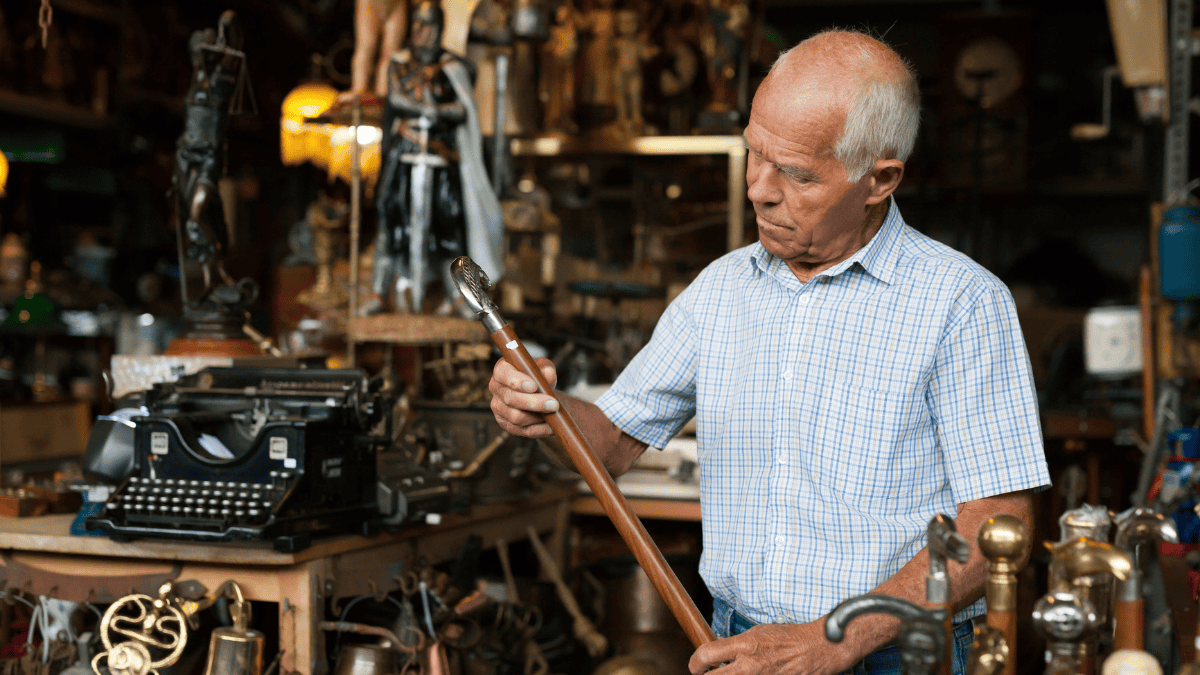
[488,357,562,439]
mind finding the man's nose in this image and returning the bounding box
[746,162,781,206]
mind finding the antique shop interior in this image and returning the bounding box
[0,0,1195,673]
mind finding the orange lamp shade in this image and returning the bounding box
[280,82,339,167]
[0,148,8,197]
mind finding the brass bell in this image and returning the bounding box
[334,644,395,675]
[203,582,264,675]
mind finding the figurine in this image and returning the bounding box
[466,0,546,135]
[297,195,351,309]
[579,0,617,108]
[349,0,409,99]
[172,11,258,318]
[540,0,581,133]
[466,0,513,136]
[701,0,748,113]
[610,9,657,135]
[374,0,503,315]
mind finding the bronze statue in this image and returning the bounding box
[701,0,748,114]
[172,10,258,324]
[540,1,581,133]
[374,0,503,314]
[610,9,657,135]
[349,0,409,99]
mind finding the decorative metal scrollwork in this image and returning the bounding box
[91,584,187,675]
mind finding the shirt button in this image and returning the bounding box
[774,535,785,546]
[797,295,809,305]
[781,370,792,380]
[778,454,787,464]
[775,614,787,623]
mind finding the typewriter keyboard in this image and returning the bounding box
[103,472,296,531]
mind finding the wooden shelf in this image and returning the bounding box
[347,313,488,344]
[510,134,746,157]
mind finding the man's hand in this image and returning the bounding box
[487,357,650,476]
[688,621,860,675]
[488,357,561,439]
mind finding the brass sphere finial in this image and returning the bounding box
[978,514,1030,563]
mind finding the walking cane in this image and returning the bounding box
[450,256,716,648]
[977,514,1030,675]
[1112,507,1177,651]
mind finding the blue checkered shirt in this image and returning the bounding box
[595,200,1050,626]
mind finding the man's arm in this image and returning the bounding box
[488,356,649,476]
[688,490,1034,675]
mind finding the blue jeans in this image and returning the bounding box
[711,597,975,675]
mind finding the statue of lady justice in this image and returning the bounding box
[373,0,503,314]
[172,11,258,334]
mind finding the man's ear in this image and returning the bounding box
[864,159,905,206]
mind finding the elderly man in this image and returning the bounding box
[490,29,1049,675]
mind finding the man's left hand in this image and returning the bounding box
[688,620,859,675]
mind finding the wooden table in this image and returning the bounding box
[0,486,573,675]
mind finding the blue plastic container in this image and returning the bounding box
[1160,206,1200,299]
[1171,427,1200,459]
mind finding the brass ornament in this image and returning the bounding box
[91,584,187,675]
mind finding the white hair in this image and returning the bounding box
[770,31,921,182]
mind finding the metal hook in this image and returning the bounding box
[367,579,389,603]
[394,571,419,595]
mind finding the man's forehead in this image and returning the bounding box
[752,77,845,138]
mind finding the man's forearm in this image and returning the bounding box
[825,491,1035,659]
[537,393,650,477]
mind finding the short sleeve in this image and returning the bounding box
[595,296,699,449]
[927,286,1050,504]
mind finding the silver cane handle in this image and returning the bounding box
[449,256,506,334]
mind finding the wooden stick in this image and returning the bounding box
[527,526,609,657]
[492,324,716,648]
[1140,265,1156,442]
[1113,598,1144,651]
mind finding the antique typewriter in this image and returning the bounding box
[86,367,389,551]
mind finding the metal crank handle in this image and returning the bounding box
[449,256,716,648]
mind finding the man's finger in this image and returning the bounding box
[689,637,743,674]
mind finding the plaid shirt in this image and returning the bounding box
[596,200,1049,625]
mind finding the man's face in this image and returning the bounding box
[743,70,875,272]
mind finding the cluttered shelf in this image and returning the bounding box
[345,313,487,345]
[0,482,574,565]
[0,483,575,675]
[509,134,746,157]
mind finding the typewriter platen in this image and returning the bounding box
[86,367,392,551]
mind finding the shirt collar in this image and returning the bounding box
[747,198,904,285]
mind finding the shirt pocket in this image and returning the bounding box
[803,378,936,507]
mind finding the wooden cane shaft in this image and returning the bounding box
[1113,598,1145,651]
[1079,654,1096,675]
[491,325,716,648]
[986,609,1017,675]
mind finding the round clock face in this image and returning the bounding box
[953,37,1022,109]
